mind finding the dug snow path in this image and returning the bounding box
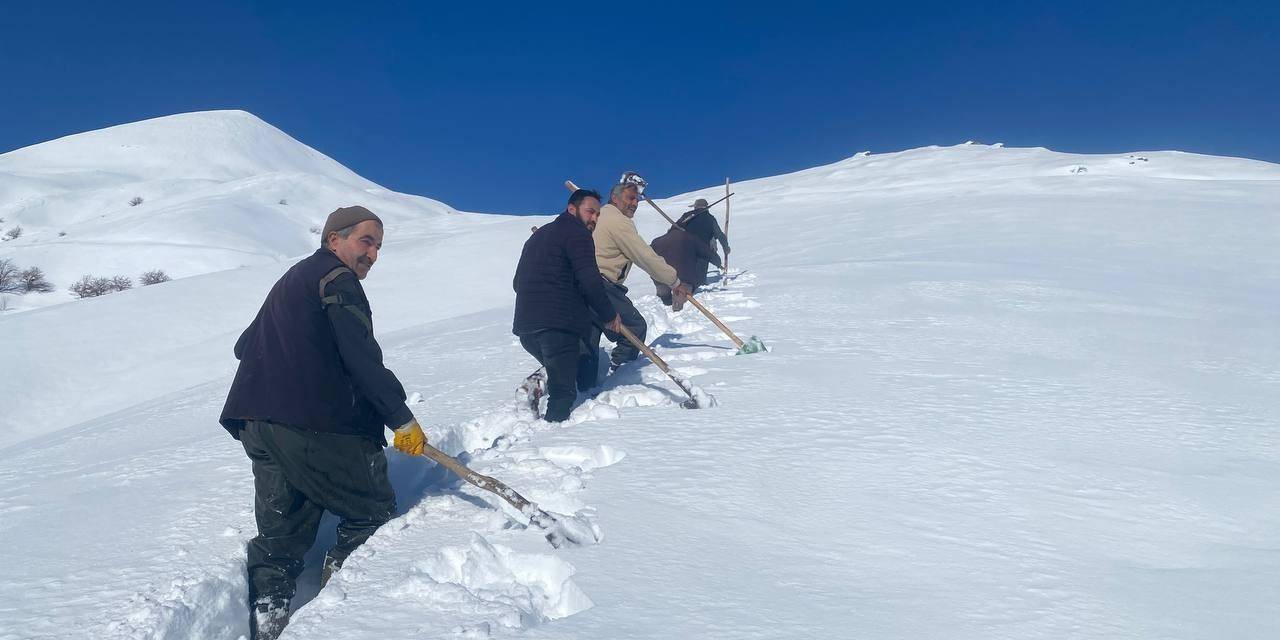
[0,272,765,640]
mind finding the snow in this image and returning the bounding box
[0,110,457,313]
[2,114,1279,639]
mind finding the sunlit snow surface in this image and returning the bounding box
[1,120,1278,639]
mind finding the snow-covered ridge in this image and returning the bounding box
[0,110,457,312]
[755,143,1280,191]
[0,110,367,184]
[1,116,1279,638]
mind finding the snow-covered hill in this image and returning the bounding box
[1,136,1278,639]
[0,110,455,312]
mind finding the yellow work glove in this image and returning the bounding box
[393,419,427,456]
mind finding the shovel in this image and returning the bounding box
[684,295,767,355]
[417,443,598,548]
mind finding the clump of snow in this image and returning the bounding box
[419,534,592,620]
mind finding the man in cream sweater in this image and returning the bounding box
[584,182,690,387]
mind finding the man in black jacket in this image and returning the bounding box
[513,189,622,421]
[220,206,427,640]
[676,198,731,287]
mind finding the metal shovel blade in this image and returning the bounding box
[736,335,767,355]
[532,509,602,548]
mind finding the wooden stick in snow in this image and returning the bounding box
[724,177,731,273]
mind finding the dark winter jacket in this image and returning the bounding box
[677,208,729,254]
[513,211,617,337]
[676,208,729,284]
[650,227,723,289]
[220,248,413,444]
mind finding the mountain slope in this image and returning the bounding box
[1,141,1278,639]
[0,110,455,310]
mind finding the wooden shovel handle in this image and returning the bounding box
[617,324,672,374]
[419,443,537,515]
[642,196,680,227]
[724,177,731,273]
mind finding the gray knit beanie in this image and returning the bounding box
[320,206,382,247]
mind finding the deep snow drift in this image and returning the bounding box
[1,119,1278,639]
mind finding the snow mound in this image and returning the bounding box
[661,143,1280,215]
[0,110,456,311]
[0,110,364,184]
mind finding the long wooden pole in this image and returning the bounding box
[617,324,700,407]
[685,295,745,349]
[723,177,731,273]
[418,443,575,544]
[642,195,680,226]
[645,193,732,229]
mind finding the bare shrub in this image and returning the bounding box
[20,267,54,293]
[68,274,133,298]
[0,258,20,293]
[140,269,171,285]
[70,275,111,298]
[109,275,133,291]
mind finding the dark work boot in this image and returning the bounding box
[249,597,290,640]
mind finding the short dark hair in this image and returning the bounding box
[568,188,602,207]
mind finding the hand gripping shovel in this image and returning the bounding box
[616,325,705,409]
[684,296,767,355]
[417,443,599,548]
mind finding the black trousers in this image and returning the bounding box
[519,329,583,422]
[582,280,647,386]
[240,421,396,606]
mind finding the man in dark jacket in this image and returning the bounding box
[513,188,622,420]
[676,198,730,287]
[650,226,723,309]
[220,205,428,640]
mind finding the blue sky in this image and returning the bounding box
[1,1,1276,213]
